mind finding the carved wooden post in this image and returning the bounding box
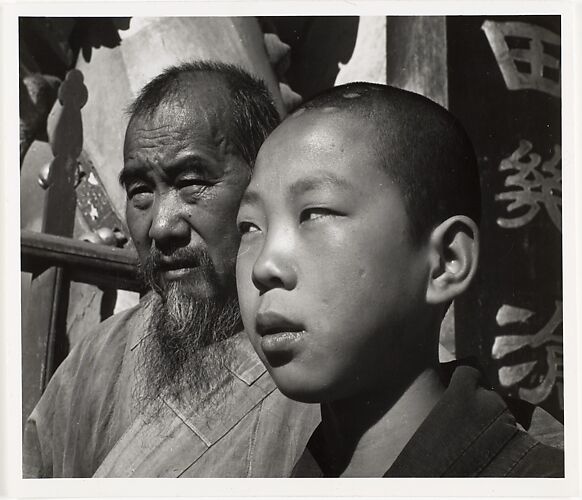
[21,69,88,426]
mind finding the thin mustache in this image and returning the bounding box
[149,249,209,271]
[139,248,212,293]
[155,258,202,270]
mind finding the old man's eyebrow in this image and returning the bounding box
[289,173,352,198]
[118,168,140,188]
[118,157,215,188]
[163,156,216,178]
[118,165,153,188]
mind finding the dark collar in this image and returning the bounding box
[385,365,518,477]
[294,365,519,477]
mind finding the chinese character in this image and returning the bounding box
[492,302,563,408]
[482,20,560,98]
[496,140,561,231]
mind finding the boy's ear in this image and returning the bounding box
[425,215,479,305]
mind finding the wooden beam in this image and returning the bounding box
[21,230,141,292]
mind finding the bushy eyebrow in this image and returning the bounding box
[118,155,216,188]
[118,167,140,188]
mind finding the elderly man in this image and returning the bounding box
[23,61,318,478]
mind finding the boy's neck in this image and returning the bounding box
[317,366,446,477]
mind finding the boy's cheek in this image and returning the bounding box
[237,279,256,317]
[236,263,256,323]
[236,248,254,285]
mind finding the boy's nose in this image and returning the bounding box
[148,192,191,252]
[251,234,297,293]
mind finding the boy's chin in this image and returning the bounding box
[268,368,338,404]
[277,385,323,404]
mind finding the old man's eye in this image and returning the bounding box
[177,177,212,189]
[127,184,153,209]
[177,178,212,199]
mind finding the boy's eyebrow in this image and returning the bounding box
[240,172,352,208]
[240,189,261,208]
[289,173,352,198]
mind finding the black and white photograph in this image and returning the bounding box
[1,1,579,498]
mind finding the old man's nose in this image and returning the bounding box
[148,192,191,251]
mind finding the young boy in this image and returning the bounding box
[235,83,564,477]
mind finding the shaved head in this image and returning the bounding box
[291,82,481,244]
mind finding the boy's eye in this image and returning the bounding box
[300,207,337,223]
[238,221,261,235]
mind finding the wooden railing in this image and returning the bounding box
[21,230,140,292]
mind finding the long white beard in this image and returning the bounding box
[135,281,241,415]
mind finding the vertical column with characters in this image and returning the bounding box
[448,16,562,421]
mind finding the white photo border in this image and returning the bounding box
[1,1,579,498]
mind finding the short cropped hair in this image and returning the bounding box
[298,82,481,244]
[127,61,280,168]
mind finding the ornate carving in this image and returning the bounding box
[19,74,61,165]
[43,69,88,237]
[262,30,302,112]
[76,151,126,238]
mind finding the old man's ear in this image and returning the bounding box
[425,215,480,305]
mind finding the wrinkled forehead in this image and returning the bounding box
[125,76,232,145]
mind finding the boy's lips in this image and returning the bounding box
[255,310,305,336]
[255,310,306,359]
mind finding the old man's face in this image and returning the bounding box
[120,81,249,404]
[122,86,250,299]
